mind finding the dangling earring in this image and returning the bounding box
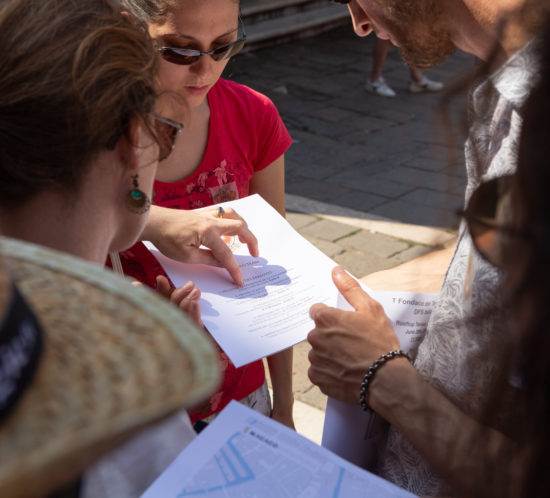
[125,174,150,214]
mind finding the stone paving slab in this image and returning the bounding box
[286,194,457,247]
[337,230,410,258]
[299,218,357,242]
[285,212,317,230]
[331,173,417,199]
[368,198,458,227]
[388,244,435,266]
[334,248,396,278]
[302,235,344,259]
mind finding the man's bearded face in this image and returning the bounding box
[366,0,457,68]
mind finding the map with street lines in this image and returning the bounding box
[142,402,416,498]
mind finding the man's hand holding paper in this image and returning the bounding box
[307,266,400,404]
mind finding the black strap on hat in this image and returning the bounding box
[0,282,43,421]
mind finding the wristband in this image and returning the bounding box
[359,349,412,412]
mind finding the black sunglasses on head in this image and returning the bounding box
[149,113,183,162]
[332,0,351,3]
[156,16,246,66]
[457,174,524,267]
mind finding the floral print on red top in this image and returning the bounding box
[154,158,245,210]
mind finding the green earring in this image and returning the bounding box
[125,174,150,214]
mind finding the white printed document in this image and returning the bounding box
[323,290,438,469]
[141,400,417,498]
[145,194,353,367]
[146,195,437,369]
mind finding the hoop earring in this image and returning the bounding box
[125,174,150,214]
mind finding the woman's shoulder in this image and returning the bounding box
[213,79,276,111]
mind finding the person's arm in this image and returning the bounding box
[249,155,295,428]
[360,246,455,293]
[368,358,525,496]
[266,348,295,429]
[140,205,259,287]
[307,266,525,496]
[248,155,286,215]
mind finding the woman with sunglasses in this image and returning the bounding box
[119,0,295,430]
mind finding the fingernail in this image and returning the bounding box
[309,304,320,319]
[181,281,193,291]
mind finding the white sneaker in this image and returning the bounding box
[408,75,444,93]
[365,77,396,98]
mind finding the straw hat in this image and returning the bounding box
[0,236,220,498]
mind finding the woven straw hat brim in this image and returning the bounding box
[0,237,220,498]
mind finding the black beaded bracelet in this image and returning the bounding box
[359,350,412,412]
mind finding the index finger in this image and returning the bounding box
[214,207,259,258]
[200,230,244,286]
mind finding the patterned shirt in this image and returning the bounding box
[378,40,540,495]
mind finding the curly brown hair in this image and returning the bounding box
[0,0,159,206]
[500,19,550,496]
[443,5,550,496]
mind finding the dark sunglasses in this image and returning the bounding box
[332,0,351,4]
[457,174,523,267]
[150,113,183,162]
[156,17,246,66]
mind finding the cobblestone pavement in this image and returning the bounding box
[225,24,474,428]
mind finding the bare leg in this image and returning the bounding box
[409,66,423,83]
[370,39,391,82]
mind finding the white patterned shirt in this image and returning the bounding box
[378,40,540,495]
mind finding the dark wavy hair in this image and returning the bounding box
[444,7,550,497]
[500,18,550,496]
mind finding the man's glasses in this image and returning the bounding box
[156,17,246,66]
[332,0,351,4]
[457,174,522,267]
[150,113,183,162]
